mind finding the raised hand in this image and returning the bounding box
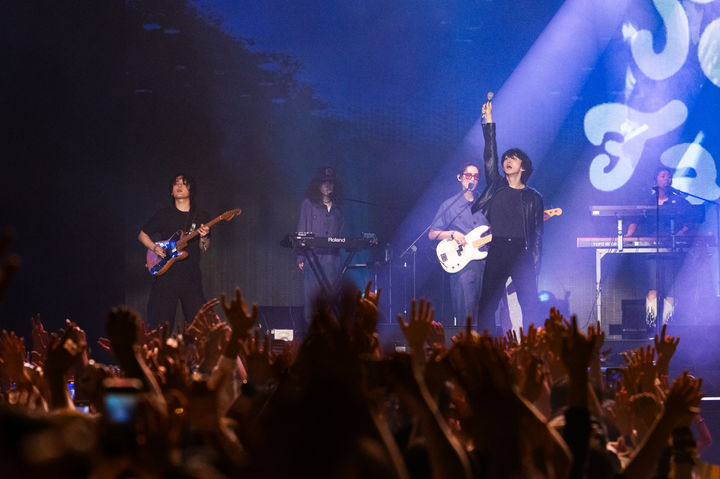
[504,328,518,347]
[519,323,544,357]
[609,388,634,439]
[544,307,568,358]
[560,316,599,377]
[0,330,28,385]
[560,316,602,410]
[587,320,605,357]
[518,353,545,404]
[654,324,679,376]
[397,299,434,358]
[427,321,446,349]
[45,321,87,377]
[451,316,480,344]
[44,322,88,410]
[186,298,222,340]
[29,314,52,366]
[355,281,381,332]
[352,282,382,355]
[481,98,493,123]
[621,345,657,395]
[240,329,273,384]
[221,288,258,339]
[197,323,230,373]
[106,306,143,358]
[664,372,703,428]
[455,333,514,396]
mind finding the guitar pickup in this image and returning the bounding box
[440,253,448,262]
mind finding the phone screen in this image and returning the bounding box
[104,391,139,424]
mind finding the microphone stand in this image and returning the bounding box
[652,186,664,336]
[398,187,476,313]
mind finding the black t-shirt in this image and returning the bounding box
[142,206,211,270]
[489,187,525,239]
[632,192,694,237]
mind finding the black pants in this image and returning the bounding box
[147,266,205,330]
[477,237,539,335]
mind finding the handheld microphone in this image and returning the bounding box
[467,181,474,191]
[487,91,494,102]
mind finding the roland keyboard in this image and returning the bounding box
[282,233,379,250]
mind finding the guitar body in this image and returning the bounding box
[436,225,492,273]
[435,209,560,274]
[144,208,242,276]
[146,231,189,276]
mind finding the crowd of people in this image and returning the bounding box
[0,228,714,479]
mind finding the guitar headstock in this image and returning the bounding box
[543,208,562,221]
[221,208,242,221]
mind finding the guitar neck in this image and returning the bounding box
[176,215,227,248]
[471,234,492,249]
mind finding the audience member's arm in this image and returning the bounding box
[693,414,712,451]
[623,372,702,479]
[106,306,165,411]
[391,353,472,479]
[560,316,600,479]
[221,287,258,342]
[43,322,87,410]
[352,281,382,357]
[397,299,434,367]
[654,324,679,379]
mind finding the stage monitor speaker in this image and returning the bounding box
[256,306,303,333]
[621,299,650,340]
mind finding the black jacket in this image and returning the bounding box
[471,122,544,272]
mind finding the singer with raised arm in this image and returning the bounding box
[471,94,544,334]
[296,167,344,337]
[625,166,696,327]
[429,163,489,326]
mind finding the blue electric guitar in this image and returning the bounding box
[146,208,242,276]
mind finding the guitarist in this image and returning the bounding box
[471,99,544,335]
[429,163,489,326]
[138,174,211,329]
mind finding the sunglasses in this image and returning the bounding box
[462,172,480,180]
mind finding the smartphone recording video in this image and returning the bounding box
[100,377,143,455]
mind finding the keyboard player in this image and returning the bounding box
[625,166,696,327]
[296,167,344,337]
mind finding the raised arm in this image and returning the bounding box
[481,101,500,186]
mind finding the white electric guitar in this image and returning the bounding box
[436,225,492,273]
[436,208,562,273]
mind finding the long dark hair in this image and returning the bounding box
[304,167,344,205]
